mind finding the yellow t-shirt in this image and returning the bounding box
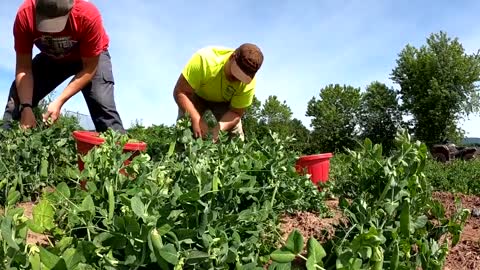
[181,46,256,109]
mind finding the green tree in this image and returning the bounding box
[359,81,402,154]
[241,95,262,136]
[259,95,293,133]
[391,31,480,146]
[259,95,311,153]
[289,118,312,154]
[306,84,361,153]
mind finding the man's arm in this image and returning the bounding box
[15,53,34,105]
[56,56,99,105]
[173,74,201,122]
[217,107,245,131]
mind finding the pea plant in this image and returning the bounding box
[1,118,328,269]
[270,129,469,269]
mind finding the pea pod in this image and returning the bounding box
[390,241,399,270]
[150,228,169,268]
[107,182,114,221]
[400,199,410,237]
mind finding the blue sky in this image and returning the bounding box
[1,0,480,136]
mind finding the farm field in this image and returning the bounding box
[0,118,479,269]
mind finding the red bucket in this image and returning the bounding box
[296,153,333,185]
[72,131,147,188]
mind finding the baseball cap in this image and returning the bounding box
[230,43,264,84]
[35,0,74,33]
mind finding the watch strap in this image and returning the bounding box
[19,103,32,112]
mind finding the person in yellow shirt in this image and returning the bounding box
[173,43,264,141]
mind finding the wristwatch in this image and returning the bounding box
[19,103,32,113]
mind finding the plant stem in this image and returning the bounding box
[270,183,279,209]
[297,253,326,270]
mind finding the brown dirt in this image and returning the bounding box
[17,201,50,246]
[433,192,480,270]
[279,193,480,270]
[279,199,347,246]
[0,187,55,247]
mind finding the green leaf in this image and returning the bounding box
[29,253,41,270]
[1,217,19,250]
[40,159,48,177]
[413,215,428,229]
[268,262,292,270]
[39,246,67,269]
[62,248,83,269]
[56,182,70,199]
[186,250,210,263]
[7,190,20,206]
[131,196,145,219]
[285,229,304,254]
[159,244,178,265]
[212,175,221,192]
[157,224,172,236]
[167,142,176,158]
[306,256,316,270]
[384,200,399,216]
[81,195,95,217]
[307,237,326,265]
[31,199,55,233]
[55,237,73,253]
[270,250,296,263]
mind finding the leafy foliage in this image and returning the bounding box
[306,84,361,153]
[358,81,403,154]
[0,118,80,204]
[271,129,469,269]
[0,118,327,269]
[391,31,480,146]
[424,158,480,195]
[127,123,176,161]
[242,95,311,154]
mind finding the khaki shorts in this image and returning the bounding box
[177,94,245,141]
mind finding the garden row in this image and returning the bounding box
[0,118,471,269]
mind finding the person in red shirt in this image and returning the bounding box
[2,0,125,133]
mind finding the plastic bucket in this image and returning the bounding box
[296,153,333,185]
[72,131,147,188]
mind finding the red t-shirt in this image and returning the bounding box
[13,0,109,61]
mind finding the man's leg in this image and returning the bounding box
[81,50,125,133]
[208,102,245,141]
[2,53,76,129]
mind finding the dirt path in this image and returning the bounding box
[280,193,480,270]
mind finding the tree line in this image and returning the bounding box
[238,31,480,155]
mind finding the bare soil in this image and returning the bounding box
[433,192,480,270]
[16,202,50,246]
[280,193,480,270]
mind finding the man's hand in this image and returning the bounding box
[212,124,220,143]
[192,116,209,138]
[48,55,99,125]
[20,107,36,129]
[42,99,63,124]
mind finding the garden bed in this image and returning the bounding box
[279,192,480,270]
